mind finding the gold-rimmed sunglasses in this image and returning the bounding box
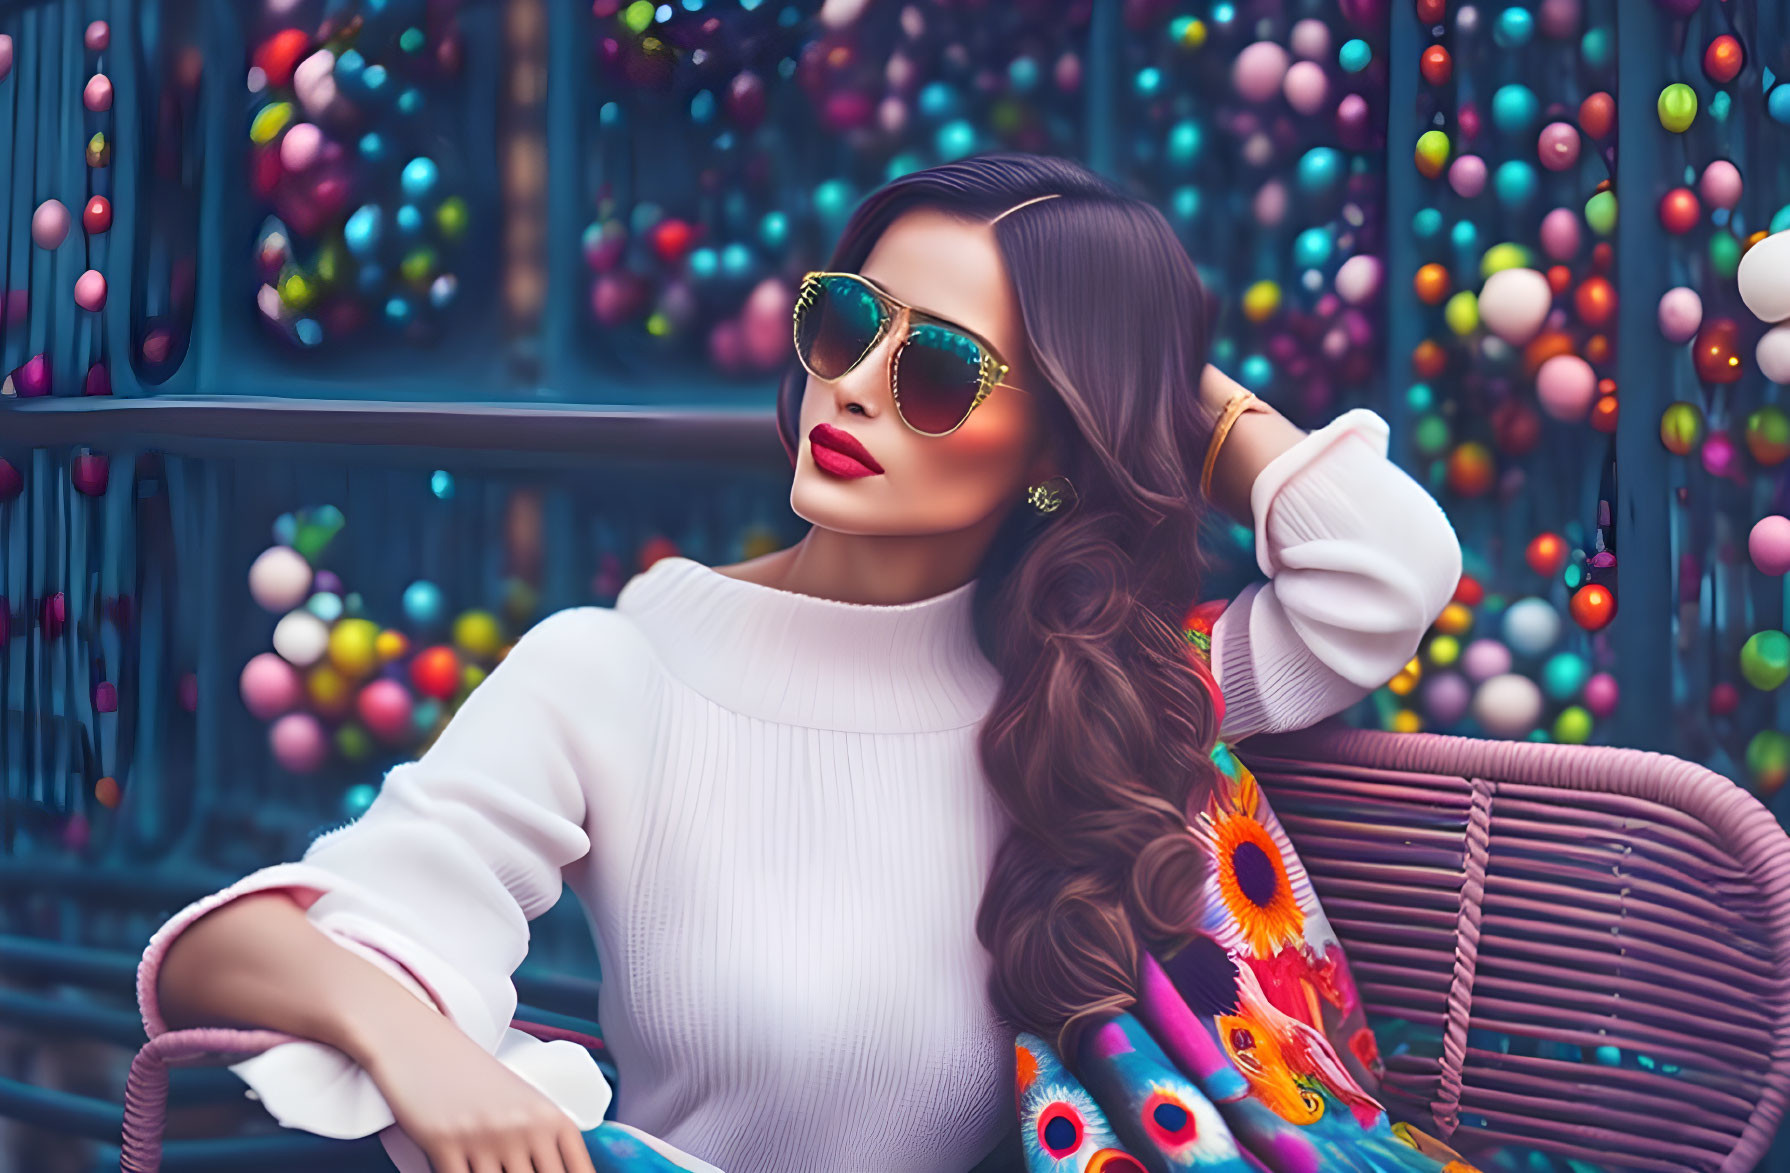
[792,270,1034,437]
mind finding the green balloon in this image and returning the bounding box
[1553,705,1593,744]
[1748,730,1790,796]
[1740,629,1790,691]
[1711,232,1742,279]
[1415,414,1451,457]
[1586,190,1618,236]
[1658,83,1698,133]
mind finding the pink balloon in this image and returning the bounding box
[1335,93,1371,137]
[1750,515,1790,576]
[280,122,324,171]
[1253,180,1288,227]
[83,74,112,112]
[270,712,330,774]
[32,200,71,250]
[1656,286,1703,343]
[1480,268,1553,345]
[1335,254,1383,304]
[1535,354,1597,421]
[84,21,110,51]
[1232,41,1290,103]
[357,678,417,744]
[73,270,107,311]
[240,652,303,720]
[1699,160,1743,211]
[1283,61,1329,115]
[0,35,12,82]
[1536,121,1581,171]
[1462,639,1512,682]
[1702,430,1741,479]
[1538,0,1582,37]
[1448,155,1488,198]
[1290,19,1331,60]
[1583,671,1619,718]
[1539,208,1581,260]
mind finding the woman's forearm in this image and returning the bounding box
[1198,364,1309,525]
[154,889,453,1066]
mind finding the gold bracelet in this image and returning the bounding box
[1200,391,1268,501]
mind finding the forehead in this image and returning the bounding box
[857,207,1017,347]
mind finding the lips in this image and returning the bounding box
[809,424,885,477]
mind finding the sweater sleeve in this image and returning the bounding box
[134,606,717,1171]
[1210,407,1463,743]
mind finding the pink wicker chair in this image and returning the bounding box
[120,722,1790,1172]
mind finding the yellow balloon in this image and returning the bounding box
[1242,280,1282,323]
[1428,634,1461,667]
[453,610,504,660]
[328,618,381,678]
[1480,242,1532,278]
[460,663,487,693]
[1392,709,1424,733]
[1444,290,1480,336]
[375,628,410,663]
[1388,657,1423,695]
[306,662,352,714]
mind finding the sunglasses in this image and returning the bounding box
[792,270,1034,436]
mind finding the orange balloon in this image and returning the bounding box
[1412,339,1449,378]
[1590,395,1619,433]
[1414,263,1451,305]
[1575,276,1617,328]
[1446,442,1495,497]
[1584,334,1612,365]
[1570,583,1616,631]
[1523,330,1576,376]
[1526,532,1568,577]
[1745,230,1770,254]
[95,776,122,809]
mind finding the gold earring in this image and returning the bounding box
[1025,475,1076,515]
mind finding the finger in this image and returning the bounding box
[527,1136,569,1173]
[423,1147,471,1173]
[498,1142,536,1173]
[467,1151,505,1173]
[559,1125,600,1173]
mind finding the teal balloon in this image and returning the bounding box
[1299,147,1344,193]
[1581,27,1612,69]
[306,591,344,623]
[1166,120,1203,166]
[936,119,977,161]
[1211,337,1238,367]
[1239,354,1273,390]
[1338,38,1371,73]
[396,87,423,116]
[689,90,715,123]
[1294,227,1333,268]
[688,247,718,280]
[1009,56,1040,92]
[1495,160,1538,204]
[1771,85,1790,126]
[403,579,445,628]
[757,211,789,250]
[1171,185,1201,221]
[1492,85,1540,133]
[395,204,424,236]
[1450,219,1478,250]
[1414,207,1444,238]
[384,296,413,326]
[413,698,442,733]
[358,132,387,161]
[343,783,378,819]
[1494,7,1534,47]
[1134,67,1163,98]
[1710,90,1732,121]
[345,205,382,257]
[1771,205,1790,234]
[720,242,753,279]
[917,81,956,120]
[1542,652,1590,702]
[885,152,923,180]
[813,179,854,225]
[1407,382,1434,411]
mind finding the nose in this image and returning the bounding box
[831,304,907,418]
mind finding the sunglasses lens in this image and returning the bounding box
[896,323,987,434]
[796,276,883,379]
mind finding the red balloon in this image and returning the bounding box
[1420,45,1452,85]
[1658,187,1701,234]
[1416,0,1446,23]
[1579,92,1616,140]
[1703,35,1744,84]
[1570,583,1616,632]
[1526,532,1568,576]
[83,196,112,234]
[409,646,461,701]
[1693,318,1745,384]
[1575,276,1617,329]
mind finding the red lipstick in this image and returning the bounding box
[809,424,885,478]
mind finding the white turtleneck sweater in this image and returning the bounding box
[136,407,1463,1173]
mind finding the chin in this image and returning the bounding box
[790,478,996,539]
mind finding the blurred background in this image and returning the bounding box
[1,0,1788,1169]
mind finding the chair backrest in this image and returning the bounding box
[1237,720,1790,1173]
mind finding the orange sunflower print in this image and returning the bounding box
[1205,777,1305,958]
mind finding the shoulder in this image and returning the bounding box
[499,605,663,707]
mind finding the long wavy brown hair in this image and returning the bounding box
[775,152,1229,1063]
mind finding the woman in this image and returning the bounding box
[138,153,1470,1173]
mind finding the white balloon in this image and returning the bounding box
[249,546,313,613]
[1473,673,1545,739]
[1759,323,1790,385]
[1502,596,1562,657]
[272,610,330,669]
[1335,255,1383,304]
[1738,231,1790,324]
[1479,268,1553,345]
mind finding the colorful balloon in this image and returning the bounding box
[1480,267,1553,344]
[1738,231,1790,323]
[1750,516,1790,576]
[1656,287,1703,343]
[1657,83,1698,132]
[1536,354,1597,421]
